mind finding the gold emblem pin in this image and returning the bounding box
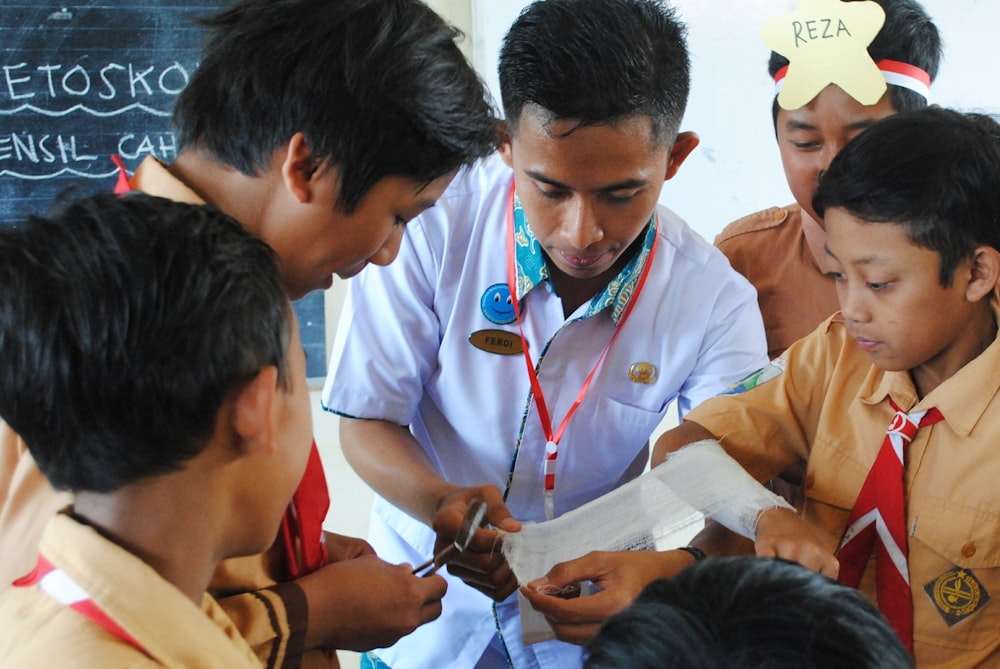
[628,362,658,384]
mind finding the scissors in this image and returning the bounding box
[412,499,488,577]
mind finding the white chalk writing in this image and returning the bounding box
[2,61,190,108]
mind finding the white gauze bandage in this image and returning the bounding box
[499,439,793,586]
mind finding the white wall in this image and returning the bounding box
[471,0,1000,243]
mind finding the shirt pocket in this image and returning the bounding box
[798,438,867,551]
[909,501,1000,654]
[559,395,664,507]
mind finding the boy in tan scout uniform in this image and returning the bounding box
[531,107,1000,667]
[715,0,941,360]
[0,1,498,667]
[662,108,1000,667]
[714,0,942,503]
[0,193,311,667]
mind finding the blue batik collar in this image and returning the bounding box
[511,192,657,323]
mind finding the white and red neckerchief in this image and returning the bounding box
[15,554,146,652]
[774,59,932,103]
[836,398,943,651]
[506,184,657,520]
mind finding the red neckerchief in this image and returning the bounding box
[837,397,943,652]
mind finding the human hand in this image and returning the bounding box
[323,531,375,562]
[298,554,447,652]
[520,549,695,645]
[754,507,839,578]
[430,486,521,602]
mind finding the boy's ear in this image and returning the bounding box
[663,131,699,182]
[498,121,514,169]
[231,366,279,457]
[281,132,319,204]
[967,245,1000,302]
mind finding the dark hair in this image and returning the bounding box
[173,0,499,213]
[769,0,942,120]
[813,107,1000,286]
[499,0,690,144]
[0,192,290,493]
[584,556,913,669]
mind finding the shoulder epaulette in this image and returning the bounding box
[715,206,790,245]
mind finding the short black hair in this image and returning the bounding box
[174,0,499,213]
[0,193,290,493]
[769,0,942,120]
[813,107,1000,286]
[499,0,690,144]
[584,556,913,669]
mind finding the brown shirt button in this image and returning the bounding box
[962,542,977,558]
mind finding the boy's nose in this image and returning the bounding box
[564,199,603,249]
[839,284,871,324]
[369,225,405,267]
[819,141,847,172]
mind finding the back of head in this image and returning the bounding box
[499,0,690,143]
[769,0,942,113]
[174,0,499,212]
[813,107,1000,286]
[584,556,914,669]
[0,192,290,493]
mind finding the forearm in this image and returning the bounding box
[650,419,718,467]
[688,518,755,556]
[339,417,455,526]
[296,555,446,652]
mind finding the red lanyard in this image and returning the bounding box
[505,185,657,518]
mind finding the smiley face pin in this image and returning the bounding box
[480,283,516,325]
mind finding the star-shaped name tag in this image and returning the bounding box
[761,0,886,110]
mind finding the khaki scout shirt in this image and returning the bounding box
[0,157,329,669]
[688,314,1000,668]
[0,511,263,668]
[716,204,840,359]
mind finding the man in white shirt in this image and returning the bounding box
[323,1,769,667]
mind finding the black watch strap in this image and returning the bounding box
[677,545,707,562]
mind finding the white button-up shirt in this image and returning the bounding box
[323,154,768,669]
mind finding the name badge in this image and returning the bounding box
[469,329,523,355]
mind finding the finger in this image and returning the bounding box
[464,525,505,554]
[449,555,514,588]
[479,488,522,532]
[450,559,518,601]
[819,554,840,579]
[548,620,602,646]
[754,541,779,559]
[419,572,449,601]
[418,598,444,625]
[523,586,628,626]
[449,544,506,574]
[535,552,607,588]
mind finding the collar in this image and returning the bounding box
[128,157,206,205]
[35,509,260,667]
[858,302,1000,437]
[511,191,657,323]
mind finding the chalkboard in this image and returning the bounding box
[0,2,327,379]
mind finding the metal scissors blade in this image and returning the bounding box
[413,499,488,577]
